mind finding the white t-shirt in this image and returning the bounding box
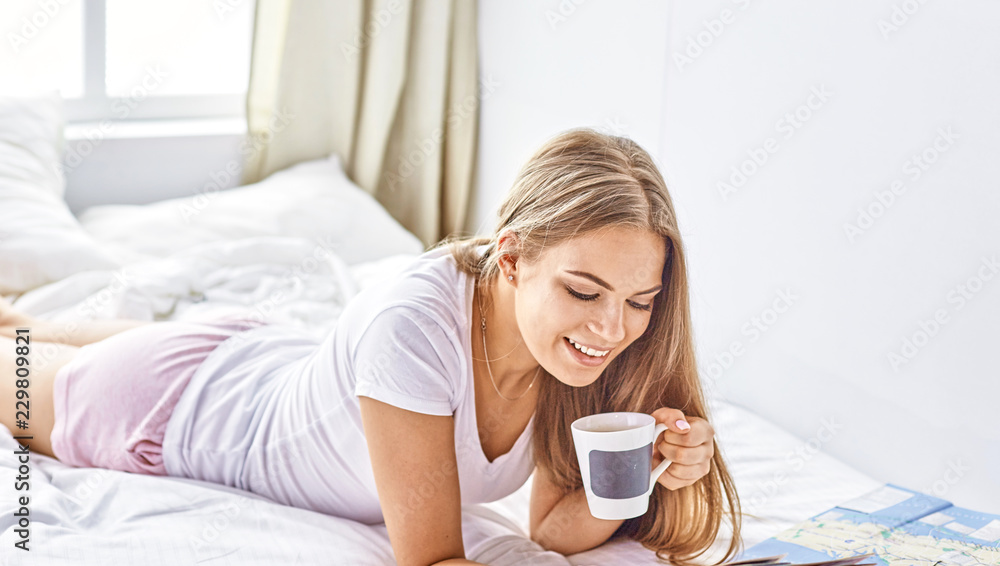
[162,245,536,525]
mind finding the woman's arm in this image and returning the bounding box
[359,396,487,566]
[528,465,627,555]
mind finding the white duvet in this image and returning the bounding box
[0,156,884,565]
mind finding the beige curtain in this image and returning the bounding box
[242,0,479,247]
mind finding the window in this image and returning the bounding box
[1,0,255,122]
[1,1,85,98]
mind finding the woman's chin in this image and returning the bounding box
[551,365,605,388]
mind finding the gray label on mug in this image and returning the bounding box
[588,443,652,499]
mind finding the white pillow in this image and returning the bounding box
[78,153,426,266]
[0,94,121,294]
[0,93,64,199]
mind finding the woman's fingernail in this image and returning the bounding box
[676,419,691,431]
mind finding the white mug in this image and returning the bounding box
[571,412,671,520]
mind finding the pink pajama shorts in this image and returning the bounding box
[50,314,269,476]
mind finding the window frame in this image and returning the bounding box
[64,0,250,124]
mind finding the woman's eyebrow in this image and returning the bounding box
[565,270,662,295]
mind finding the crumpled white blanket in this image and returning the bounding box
[9,235,361,341]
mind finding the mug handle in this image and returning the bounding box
[647,422,671,496]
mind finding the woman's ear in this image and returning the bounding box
[497,229,521,273]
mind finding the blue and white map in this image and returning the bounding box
[738,484,1000,565]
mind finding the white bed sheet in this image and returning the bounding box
[0,159,885,564]
[0,391,881,565]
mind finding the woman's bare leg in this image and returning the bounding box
[0,297,152,459]
[0,296,153,347]
[0,336,78,459]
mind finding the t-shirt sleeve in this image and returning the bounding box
[352,305,464,416]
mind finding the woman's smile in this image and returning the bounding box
[562,336,611,367]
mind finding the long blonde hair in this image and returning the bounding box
[433,128,741,564]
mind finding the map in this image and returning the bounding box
[734,484,1000,565]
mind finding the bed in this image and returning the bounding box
[0,96,885,565]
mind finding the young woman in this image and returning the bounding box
[1,128,741,566]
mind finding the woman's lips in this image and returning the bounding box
[564,336,607,367]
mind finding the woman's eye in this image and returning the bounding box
[565,286,652,312]
[566,287,598,302]
[629,300,653,312]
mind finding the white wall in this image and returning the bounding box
[477,0,999,511]
[664,0,999,512]
[472,0,670,234]
[64,123,245,214]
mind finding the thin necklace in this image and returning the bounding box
[477,283,540,402]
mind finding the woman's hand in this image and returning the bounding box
[650,407,715,490]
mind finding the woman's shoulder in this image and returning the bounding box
[346,247,480,416]
[386,241,487,288]
[342,245,477,334]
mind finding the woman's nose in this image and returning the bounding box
[587,303,626,345]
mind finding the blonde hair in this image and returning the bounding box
[432,128,741,564]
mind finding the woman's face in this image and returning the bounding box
[513,227,667,388]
